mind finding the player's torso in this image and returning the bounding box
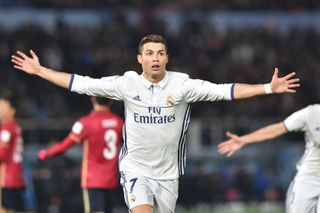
[0,120,24,188]
[81,112,122,188]
[297,105,320,176]
[119,72,191,179]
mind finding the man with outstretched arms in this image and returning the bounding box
[218,104,320,213]
[38,97,123,213]
[0,92,25,213]
[12,34,300,213]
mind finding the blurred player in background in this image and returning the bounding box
[11,34,300,213]
[218,104,320,213]
[0,91,25,213]
[38,97,123,213]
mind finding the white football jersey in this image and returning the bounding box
[284,104,320,176]
[70,71,234,180]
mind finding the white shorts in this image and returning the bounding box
[286,177,320,213]
[120,171,178,213]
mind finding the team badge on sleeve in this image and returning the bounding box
[166,96,174,106]
[0,130,11,143]
[72,121,84,135]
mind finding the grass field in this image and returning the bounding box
[113,202,285,213]
[175,202,285,213]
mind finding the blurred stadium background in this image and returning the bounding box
[1,0,320,212]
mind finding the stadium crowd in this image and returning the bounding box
[1,12,319,121]
[1,0,320,11]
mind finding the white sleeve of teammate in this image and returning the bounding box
[182,78,235,103]
[69,74,124,100]
[283,106,309,132]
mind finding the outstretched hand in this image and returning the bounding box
[11,50,41,75]
[270,68,300,93]
[217,132,244,157]
[38,149,48,161]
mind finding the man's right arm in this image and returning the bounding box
[38,136,77,160]
[218,122,287,157]
[11,50,72,89]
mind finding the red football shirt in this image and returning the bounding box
[46,110,123,189]
[0,119,25,188]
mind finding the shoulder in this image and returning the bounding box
[75,114,91,127]
[123,71,140,78]
[308,104,320,109]
[167,71,189,79]
[167,71,190,86]
[303,104,320,114]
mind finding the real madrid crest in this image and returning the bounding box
[166,96,174,106]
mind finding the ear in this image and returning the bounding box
[137,54,142,64]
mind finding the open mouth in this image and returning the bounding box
[152,65,160,70]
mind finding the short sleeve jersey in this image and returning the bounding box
[0,119,25,188]
[70,110,123,189]
[70,71,234,180]
[284,104,320,176]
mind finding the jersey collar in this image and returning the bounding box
[140,71,169,89]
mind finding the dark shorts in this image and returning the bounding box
[83,188,114,213]
[1,188,25,211]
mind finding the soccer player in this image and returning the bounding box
[218,104,320,213]
[0,91,25,213]
[11,34,300,213]
[38,97,123,213]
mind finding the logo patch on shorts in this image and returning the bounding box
[130,193,136,202]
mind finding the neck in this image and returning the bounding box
[93,105,109,111]
[1,115,14,124]
[143,72,165,84]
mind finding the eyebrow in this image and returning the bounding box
[144,49,166,53]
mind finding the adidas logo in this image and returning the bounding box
[133,95,141,101]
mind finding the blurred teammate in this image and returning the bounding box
[0,91,25,213]
[218,104,320,213]
[11,34,300,213]
[38,97,123,213]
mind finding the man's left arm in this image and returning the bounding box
[233,68,300,99]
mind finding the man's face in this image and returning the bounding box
[137,42,168,83]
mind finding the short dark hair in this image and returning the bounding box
[94,97,113,106]
[138,34,167,54]
[0,91,17,109]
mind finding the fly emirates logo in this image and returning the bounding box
[133,107,176,124]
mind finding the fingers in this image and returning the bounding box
[11,57,23,66]
[217,145,228,154]
[13,65,24,71]
[283,72,296,80]
[226,131,234,138]
[16,51,29,60]
[217,142,231,152]
[11,55,24,63]
[285,89,297,93]
[288,83,300,88]
[217,144,235,157]
[273,67,279,78]
[227,150,235,157]
[30,50,38,59]
[287,78,300,84]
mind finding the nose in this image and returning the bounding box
[152,54,159,61]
